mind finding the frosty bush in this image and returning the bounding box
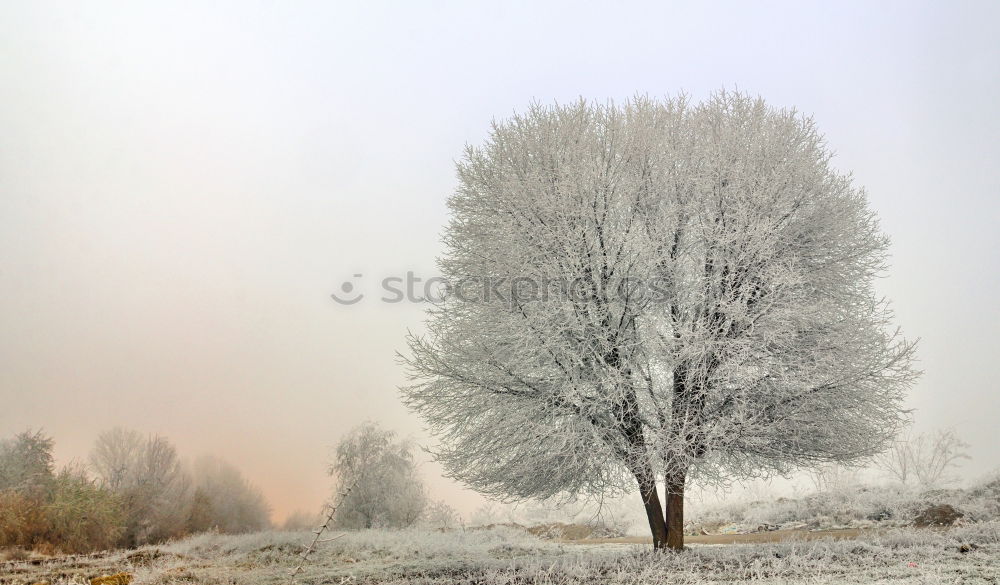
[43,465,125,553]
[329,422,426,529]
[0,431,123,553]
[186,455,271,534]
[0,429,55,495]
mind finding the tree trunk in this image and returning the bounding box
[665,471,686,551]
[636,471,668,550]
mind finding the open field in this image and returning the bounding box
[5,478,999,583]
[3,522,998,585]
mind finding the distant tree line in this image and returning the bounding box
[0,428,270,553]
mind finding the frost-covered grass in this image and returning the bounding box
[688,475,1000,533]
[3,522,998,584]
[150,525,572,582]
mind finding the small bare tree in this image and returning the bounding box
[913,430,970,486]
[874,431,915,484]
[89,427,144,492]
[876,429,969,487]
[328,422,426,529]
[89,428,191,545]
[421,500,461,531]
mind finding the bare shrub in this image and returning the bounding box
[422,500,461,531]
[875,428,970,488]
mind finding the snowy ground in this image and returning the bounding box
[2,522,998,584]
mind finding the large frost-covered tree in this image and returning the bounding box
[403,92,917,550]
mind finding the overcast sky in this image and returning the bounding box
[2,1,998,521]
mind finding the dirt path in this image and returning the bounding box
[565,527,866,545]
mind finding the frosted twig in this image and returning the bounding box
[289,481,357,581]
